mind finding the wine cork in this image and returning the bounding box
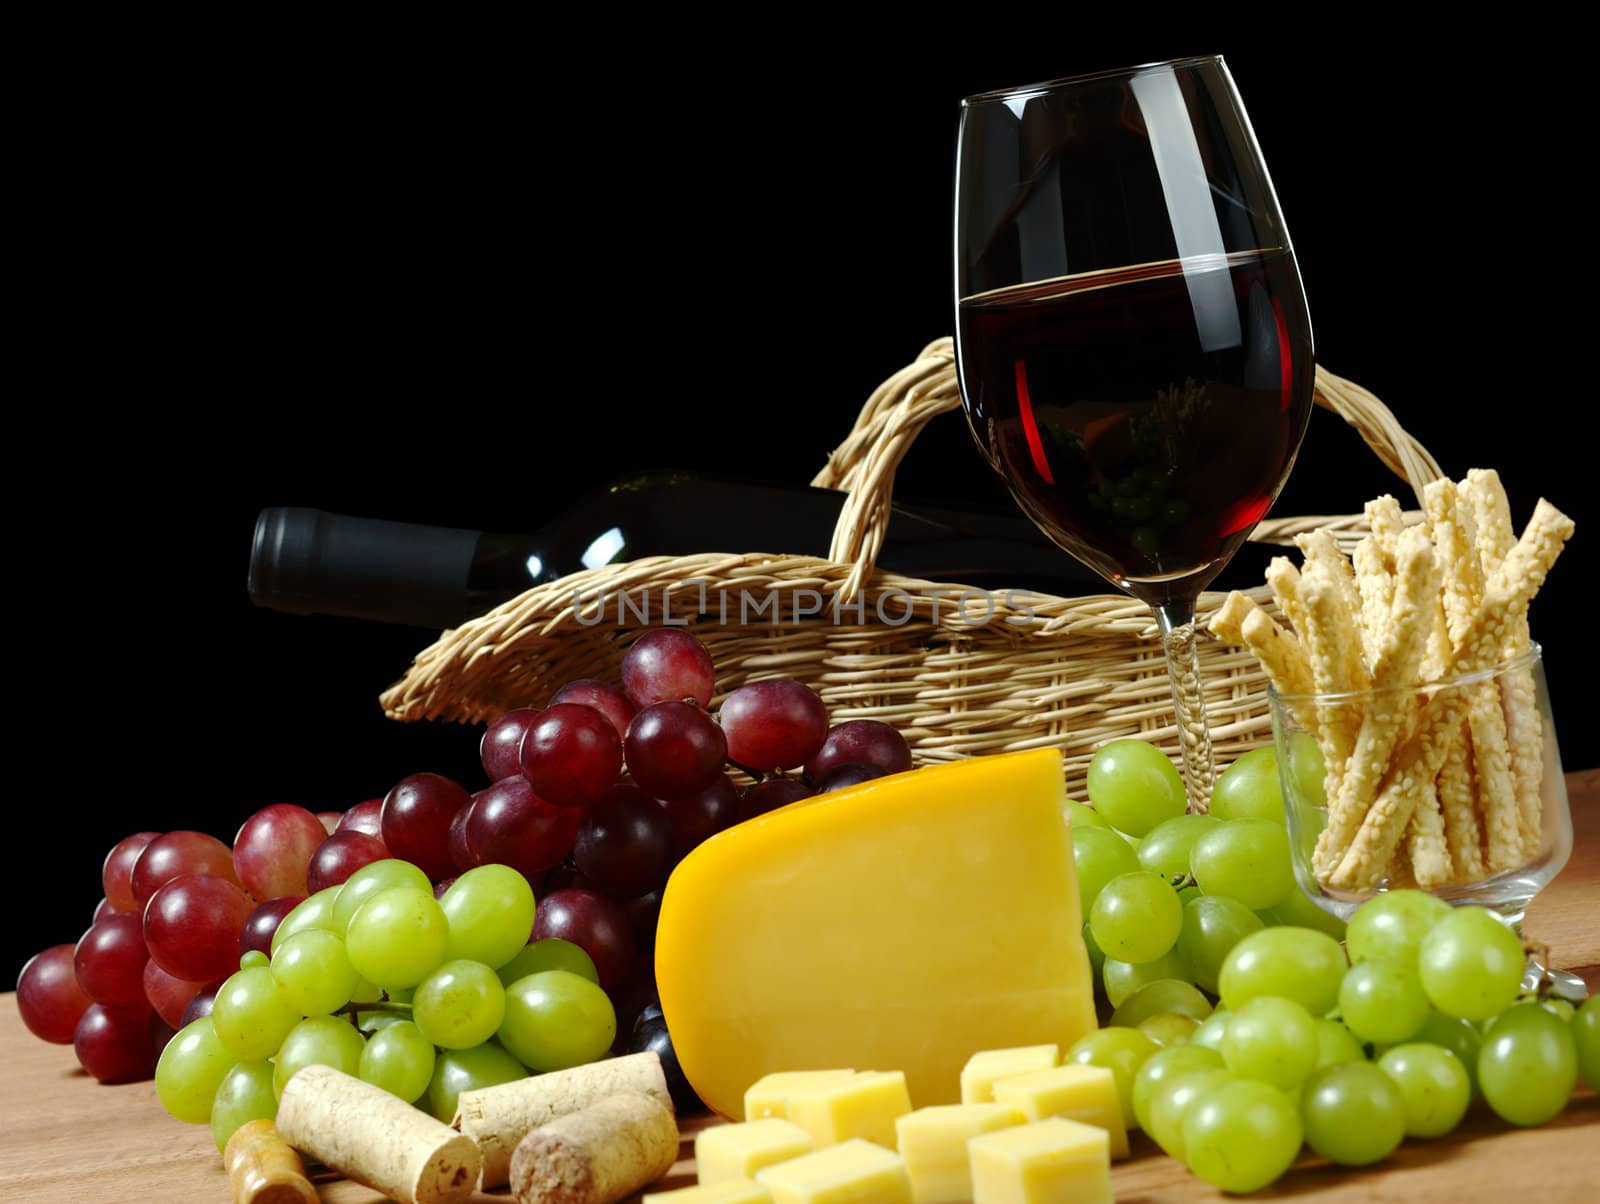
[454,1051,672,1188]
[509,1091,679,1204]
[276,1064,482,1204]
[224,1119,318,1204]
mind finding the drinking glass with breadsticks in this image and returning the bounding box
[1212,469,1577,987]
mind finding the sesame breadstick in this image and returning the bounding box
[1295,563,1364,799]
[1436,722,1486,882]
[1296,530,1371,686]
[1425,479,1484,654]
[1207,591,1256,647]
[1264,557,1309,639]
[1403,781,1452,888]
[1352,536,1394,670]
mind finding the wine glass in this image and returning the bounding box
[953,56,1314,808]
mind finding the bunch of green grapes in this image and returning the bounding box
[1070,739,1597,1193]
[154,860,617,1152]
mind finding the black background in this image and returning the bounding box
[13,24,1594,981]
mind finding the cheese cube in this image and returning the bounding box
[656,750,1097,1115]
[990,1065,1128,1159]
[755,1139,913,1204]
[745,1070,857,1121]
[697,1120,816,1184]
[968,1118,1111,1204]
[785,1071,912,1148]
[959,1045,1059,1104]
[894,1104,1025,1204]
[643,1183,773,1204]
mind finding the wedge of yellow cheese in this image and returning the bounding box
[784,1071,912,1149]
[959,1045,1059,1104]
[744,1070,857,1122]
[656,750,1097,1117]
[968,1118,1111,1204]
[754,1139,912,1204]
[643,1183,773,1204]
[894,1104,1025,1204]
[991,1064,1128,1158]
[697,1119,815,1184]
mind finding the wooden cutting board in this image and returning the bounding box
[2,769,1595,1203]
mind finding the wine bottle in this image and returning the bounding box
[247,474,1114,629]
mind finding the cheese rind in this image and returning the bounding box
[696,1120,816,1185]
[642,1183,773,1204]
[991,1065,1128,1159]
[894,1104,1025,1204]
[784,1071,912,1149]
[754,1139,912,1204]
[744,1070,857,1122]
[968,1118,1112,1204]
[656,750,1097,1117]
[959,1045,1060,1105]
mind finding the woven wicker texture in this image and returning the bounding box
[380,338,1441,795]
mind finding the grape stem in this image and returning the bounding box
[726,757,766,782]
[1168,872,1198,890]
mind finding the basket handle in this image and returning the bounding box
[813,336,1444,598]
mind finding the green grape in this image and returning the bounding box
[1090,872,1183,964]
[1072,827,1141,916]
[427,1041,527,1122]
[1181,1078,1302,1193]
[1066,1026,1159,1129]
[346,887,450,989]
[1417,907,1526,1020]
[1257,885,1347,940]
[1408,1010,1483,1091]
[1110,980,1213,1029]
[333,859,432,934]
[414,960,507,1050]
[1176,884,1203,906]
[1082,923,1106,987]
[1478,1002,1578,1126]
[1139,1012,1200,1047]
[497,938,601,989]
[1283,731,1326,809]
[1346,889,1452,965]
[1576,995,1600,1090]
[273,1015,366,1099]
[270,886,344,956]
[1221,996,1318,1088]
[1219,926,1346,1016]
[1134,1045,1225,1133]
[1085,739,1185,837]
[1378,1043,1471,1137]
[1190,1010,1230,1051]
[498,970,616,1073]
[1339,958,1431,1045]
[210,1060,276,1152]
[239,950,269,970]
[1137,815,1222,878]
[1537,997,1576,1021]
[440,865,537,969]
[1208,747,1285,823]
[1312,1018,1366,1069]
[1067,800,1109,832]
[1299,1062,1405,1165]
[272,928,360,1016]
[211,967,302,1060]
[1147,1067,1232,1159]
[156,1017,240,1124]
[1176,895,1263,995]
[359,1019,436,1103]
[1103,951,1186,1009]
[1190,820,1295,909]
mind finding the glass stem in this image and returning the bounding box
[1154,599,1215,813]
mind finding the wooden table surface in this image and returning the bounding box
[3,769,1596,1203]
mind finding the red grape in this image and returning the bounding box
[74,1003,158,1084]
[306,831,389,892]
[814,763,887,793]
[131,831,240,907]
[551,679,636,740]
[481,709,541,782]
[738,777,815,822]
[143,873,253,983]
[573,785,676,898]
[532,889,636,991]
[239,896,303,958]
[381,773,472,880]
[622,630,715,709]
[179,983,221,1027]
[520,704,624,807]
[336,798,385,839]
[92,897,119,924]
[449,801,478,874]
[656,775,739,856]
[233,803,328,899]
[433,878,455,900]
[541,863,598,895]
[102,832,160,912]
[73,914,149,1007]
[624,888,664,954]
[806,720,912,780]
[315,810,343,834]
[16,945,93,1043]
[720,679,829,771]
[142,960,207,1029]
[625,701,727,798]
[467,776,580,880]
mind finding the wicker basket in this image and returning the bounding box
[380,338,1442,796]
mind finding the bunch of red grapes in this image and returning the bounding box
[15,628,911,1087]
